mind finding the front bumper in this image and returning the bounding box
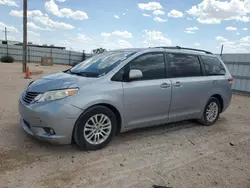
[18,95,83,144]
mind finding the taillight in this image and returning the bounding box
[228,78,233,83]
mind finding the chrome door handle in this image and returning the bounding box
[173,81,182,87]
[160,83,171,88]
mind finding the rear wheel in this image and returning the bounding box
[74,106,117,150]
[199,97,221,126]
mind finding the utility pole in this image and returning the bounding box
[3,27,10,56]
[23,0,27,72]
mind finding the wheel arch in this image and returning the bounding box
[211,94,224,112]
[72,103,122,143]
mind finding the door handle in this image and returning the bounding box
[160,83,171,88]
[173,81,182,87]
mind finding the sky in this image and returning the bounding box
[0,0,250,53]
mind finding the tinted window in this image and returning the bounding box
[111,67,125,81]
[167,53,201,78]
[129,53,165,80]
[201,56,226,76]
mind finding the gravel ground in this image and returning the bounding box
[0,63,250,188]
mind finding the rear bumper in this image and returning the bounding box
[222,91,233,113]
[18,95,83,144]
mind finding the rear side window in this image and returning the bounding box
[200,56,226,76]
[129,53,165,80]
[167,53,201,78]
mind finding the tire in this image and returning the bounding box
[73,105,117,150]
[199,97,221,126]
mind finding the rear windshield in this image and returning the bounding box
[70,51,135,77]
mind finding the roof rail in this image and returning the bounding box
[154,46,213,54]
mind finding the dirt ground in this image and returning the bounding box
[0,62,249,188]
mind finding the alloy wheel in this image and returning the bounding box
[206,102,219,122]
[83,114,112,145]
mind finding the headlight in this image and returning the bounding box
[33,88,79,103]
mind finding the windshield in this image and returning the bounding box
[69,51,135,77]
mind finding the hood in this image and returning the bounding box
[27,72,97,93]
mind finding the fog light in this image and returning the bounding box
[43,127,55,135]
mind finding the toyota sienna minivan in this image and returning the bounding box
[18,46,233,150]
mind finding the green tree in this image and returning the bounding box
[92,48,106,54]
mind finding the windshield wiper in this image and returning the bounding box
[70,71,99,77]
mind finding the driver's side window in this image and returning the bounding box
[128,53,165,81]
[111,53,166,82]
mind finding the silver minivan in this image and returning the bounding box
[18,46,233,150]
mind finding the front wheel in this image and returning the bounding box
[199,97,221,126]
[74,106,117,150]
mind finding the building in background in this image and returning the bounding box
[0,40,66,50]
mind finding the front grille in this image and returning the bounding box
[22,91,40,104]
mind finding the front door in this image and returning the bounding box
[122,52,172,128]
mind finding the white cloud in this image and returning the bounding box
[114,15,120,19]
[154,16,167,22]
[77,34,91,41]
[184,30,195,34]
[220,38,250,53]
[142,13,151,17]
[60,40,70,47]
[153,10,164,15]
[242,28,248,31]
[27,31,41,43]
[56,0,66,2]
[194,43,200,46]
[186,26,199,31]
[235,16,250,22]
[226,26,237,30]
[187,0,250,24]
[168,9,184,18]
[143,30,171,46]
[236,32,240,35]
[65,33,94,51]
[115,39,133,48]
[222,41,236,46]
[112,30,132,38]
[197,18,220,24]
[27,22,52,31]
[28,31,40,37]
[0,22,19,32]
[34,15,74,29]
[101,32,111,37]
[122,13,126,15]
[9,10,43,17]
[9,9,74,29]
[216,36,228,41]
[0,0,18,7]
[187,17,193,20]
[100,30,132,38]
[241,36,250,42]
[100,39,133,49]
[138,2,163,11]
[184,26,199,34]
[45,0,88,20]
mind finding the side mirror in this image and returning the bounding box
[129,69,143,80]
